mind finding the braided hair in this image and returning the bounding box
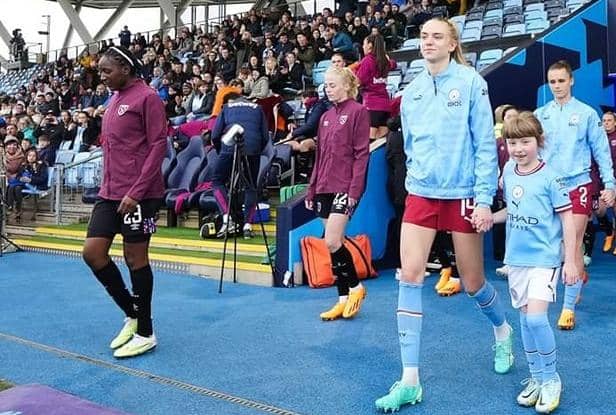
[102,45,142,76]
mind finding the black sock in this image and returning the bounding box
[583,221,595,256]
[597,215,613,236]
[331,245,359,292]
[93,261,137,319]
[130,265,154,337]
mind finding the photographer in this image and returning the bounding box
[211,92,270,238]
[34,111,67,150]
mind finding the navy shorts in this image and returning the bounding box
[87,198,162,243]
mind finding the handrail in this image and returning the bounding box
[54,150,103,225]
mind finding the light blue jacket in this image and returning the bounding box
[401,60,497,207]
[535,97,615,190]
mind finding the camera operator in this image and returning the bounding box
[34,111,67,150]
[211,92,270,238]
[10,29,25,62]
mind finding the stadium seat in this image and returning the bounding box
[482,25,502,40]
[466,10,485,21]
[464,20,484,30]
[161,136,177,182]
[504,0,523,5]
[504,13,525,24]
[401,38,420,50]
[525,3,545,12]
[484,9,503,19]
[503,23,527,36]
[464,52,478,67]
[64,152,92,189]
[504,6,523,15]
[525,10,548,22]
[486,2,504,11]
[407,59,426,79]
[164,136,207,221]
[526,19,549,33]
[461,27,482,43]
[21,166,55,219]
[54,150,75,165]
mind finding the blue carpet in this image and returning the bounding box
[0,251,614,414]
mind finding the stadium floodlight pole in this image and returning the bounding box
[38,15,51,62]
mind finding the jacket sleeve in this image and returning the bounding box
[586,110,615,189]
[348,107,371,200]
[468,74,497,207]
[355,57,373,87]
[126,93,168,201]
[293,102,325,139]
[30,164,48,188]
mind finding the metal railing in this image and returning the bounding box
[53,150,103,225]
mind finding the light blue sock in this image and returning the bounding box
[526,312,557,383]
[520,312,541,380]
[562,280,582,311]
[471,281,506,327]
[398,282,423,368]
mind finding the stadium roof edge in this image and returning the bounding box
[44,0,253,9]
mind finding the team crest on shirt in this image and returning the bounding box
[323,120,330,127]
[339,115,348,125]
[611,139,616,147]
[447,89,462,107]
[512,185,524,199]
[569,114,579,126]
[118,104,129,116]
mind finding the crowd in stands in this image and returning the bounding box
[0,0,476,225]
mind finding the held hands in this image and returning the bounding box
[348,197,357,208]
[117,195,138,215]
[561,261,579,286]
[304,199,313,210]
[471,206,493,233]
[600,188,616,207]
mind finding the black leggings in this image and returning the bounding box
[6,185,24,210]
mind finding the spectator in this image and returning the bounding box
[3,135,26,220]
[235,32,259,75]
[349,17,370,46]
[37,134,56,167]
[264,56,284,94]
[280,52,305,92]
[16,116,36,145]
[9,29,26,62]
[248,70,271,100]
[66,111,99,152]
[118,25,132,48]
[186,81,214,121]
[34,111,66,149]
[216,48,237,82]
[283,88,331,153]
[355,34,397,139]
[57,83,73,111]
[275,32,294,60]
[238,67,255,95]
[295,33,315,77]
[328,24,355,61]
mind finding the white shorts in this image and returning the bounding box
[507,266,560,309]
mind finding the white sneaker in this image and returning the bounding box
[243,223,254,239]
[113,333,157,358]
[516,378,541,407]
[109,317,138,349]
[495,264,510,278]
[535,374,562,414]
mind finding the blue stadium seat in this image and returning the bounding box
[525,10,548,21]
[526,19,549,33]
[401,38,420,50]
[164,136,207,212]
[482,25,502,40]
[484,9,503,19]
[503,23,527,36]
[504,13,525,24]
[464,52,478,68]
[461,27,482,42]
[161,137,177,182]
[525,3,545,12]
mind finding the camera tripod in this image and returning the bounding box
[0,188,22,257]
[218,141,275,293]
